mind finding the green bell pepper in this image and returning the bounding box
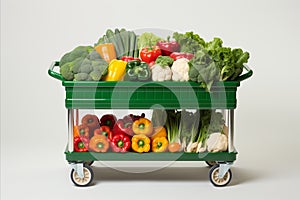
[124,60,151,81]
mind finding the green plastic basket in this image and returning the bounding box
[48,61,252,109]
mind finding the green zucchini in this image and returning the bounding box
[115,28,125,59]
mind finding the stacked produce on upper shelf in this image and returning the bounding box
[58,28,250,90]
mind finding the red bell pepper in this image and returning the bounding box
[140,46,162,64]
[112,113,146,137]
[157,37,180,56]
[74,136,89,152]
[113,119,134,136]
[170,52,194,61]
[110,133,131,152]
[121,56,141,62]
[100,114,117,129]
[94,126,113,141]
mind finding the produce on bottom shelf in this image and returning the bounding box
[139,46,162,64]
[112,113,145,137]
[103,59,127,81]
[165,110,182,152]
[100,114,117,129]
[89,135,110,152]
[151,126,167,140]
[74,136,89,152]
[126,113,146,122]
[94,126,113,141]
[71,111,228,153]
[179,110,200,152]
[59,46,108,81]
[206,132,228,152]
[152,137,169,152]
[131,134,151,153]
[186,110,225,152]
[110,134,131,152]
[152,109,228,153]
[132,118,153,136]
[171,58,190,82]
[113,119,134,137]
[124,60,151,81]
[73,124,90,138]
[151,109,167,127]
[82,114,100,135]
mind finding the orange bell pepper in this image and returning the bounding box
[73,124,89,138]
[151,137,168,152]
[89,135,109,152]
[94,43,116,63]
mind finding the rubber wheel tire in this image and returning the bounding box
[209,164,232,187]
[70,164,94,187]
[205,161,217,167]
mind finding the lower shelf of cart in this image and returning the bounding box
[65,151,237,162]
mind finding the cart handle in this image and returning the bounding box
[48,61,64,81]
[235,65,253,82]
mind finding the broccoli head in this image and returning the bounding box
[89,70,102,81]
[71,57,84,74]
[60,62,74,80]
[59,45,109,81]
[74,73,89,81]
[70,46,93,59]
[88,50,102,60]
[59,46,93,67]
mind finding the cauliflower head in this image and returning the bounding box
[151,64,172,82]
[171,58,189,81]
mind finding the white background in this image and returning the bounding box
[1,0,300,199]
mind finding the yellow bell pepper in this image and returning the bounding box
[151,126,167,140]
[132,118,153,136]
[103,59,127,81]
[152,137,168,152]
[131,134,150,153]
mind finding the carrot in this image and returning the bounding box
[168,142,181,152]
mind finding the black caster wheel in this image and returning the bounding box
[209,164,232,187]
[70,164,94,186]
